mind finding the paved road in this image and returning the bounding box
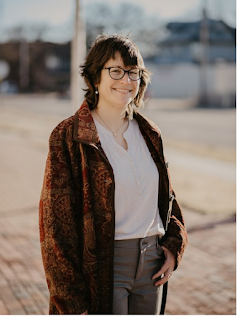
[0,95,235,315]
[145,98,236,151]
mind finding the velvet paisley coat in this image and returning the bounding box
[39,100,188,314]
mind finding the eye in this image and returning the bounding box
[130,69,139,75]
[111,68,123,74]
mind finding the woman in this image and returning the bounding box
[39,34,188,315]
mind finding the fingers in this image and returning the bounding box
[152,246,175,286]
[152,262,168,280]
[152,254,172,280]
[154,270,172,286]
[152,259,173,286]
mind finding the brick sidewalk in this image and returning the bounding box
[0,118,235,315]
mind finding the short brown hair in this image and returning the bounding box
[80,34,151,117]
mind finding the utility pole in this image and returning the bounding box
[19,40,30,91]
[71,0,86,111]
[199,3,209,107]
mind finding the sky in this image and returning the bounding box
[0,0,235,42]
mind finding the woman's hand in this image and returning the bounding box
[80,310,88,315]
[152,246,175,286]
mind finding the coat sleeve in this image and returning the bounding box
[39,126,90,314]
[160,157,188,271]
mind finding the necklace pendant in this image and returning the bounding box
[113,133,116,136]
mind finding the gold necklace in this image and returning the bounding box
[95,109,126,136]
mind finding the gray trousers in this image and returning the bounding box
[113,235,165,315]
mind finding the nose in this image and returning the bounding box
[119,71,131,84]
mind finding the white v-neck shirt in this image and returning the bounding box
[93,117,165,240]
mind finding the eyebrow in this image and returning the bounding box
[107,65,138,69]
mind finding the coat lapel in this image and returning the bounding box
[134,111,167,170]
[73,100,100,145]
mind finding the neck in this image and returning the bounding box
[95,103,127,128]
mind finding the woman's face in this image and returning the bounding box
[96,52,140,110]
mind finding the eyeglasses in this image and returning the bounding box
[102,67,143,81]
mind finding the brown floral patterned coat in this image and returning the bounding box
[39,100,188,314]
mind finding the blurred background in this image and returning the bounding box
[0,0,235,315]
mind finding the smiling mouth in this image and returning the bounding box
[113,88,132,93]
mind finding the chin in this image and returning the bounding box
[115,98,133,108]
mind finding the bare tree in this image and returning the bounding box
[5,22,50,42]
[86,2,165,58]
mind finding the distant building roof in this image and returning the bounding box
[147,18,236,64]
[159,19,236,45]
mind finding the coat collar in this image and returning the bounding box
[73,100,161,145]
[73,100,100,145]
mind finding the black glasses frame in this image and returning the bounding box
[102,67,143,81]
